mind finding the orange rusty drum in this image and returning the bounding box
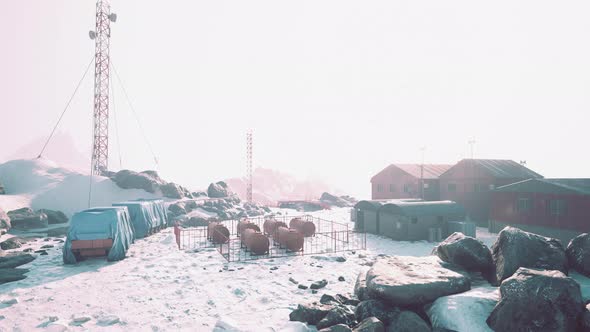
[237,219,260,237]
[274,227,304,252]
[241,228,270,255]
[290,218,316,237]
[207,222,230,244]
[263,219,288,236]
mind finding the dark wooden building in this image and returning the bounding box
[490,178,590,244]
[439,159,543,225]
[371,164,452,201]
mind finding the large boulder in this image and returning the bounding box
[365,256,471,307]
[0,208,10,232]
[0,237,25,250]
[355,300,399,326]
[320,192,354,208]
[207,181,232,198]
[160,182,184,199]
[354,271,370,301]
[168,202,187,217]
[491,227,568,284]
[0,268,28,284]
[434,232,494,276]
[486,268,583,332]
[0,254,36,269]
[290,303,336,325]
[111,169,162,193]
[386,311,431,332]
[317,305,356,330]
[353,317,384,332]
[7,207,49,230]
[566,233,590,278]
[37,209,68,225]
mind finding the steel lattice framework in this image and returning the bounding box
[91,0,112,175]
[246,131,253,203]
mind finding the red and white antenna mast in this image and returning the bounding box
[246,130,253,203]
[89,0,116,175]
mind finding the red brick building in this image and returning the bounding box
[490,178,590,244]
[439,159,543,225]
[371,164,452,201]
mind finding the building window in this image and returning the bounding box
[448,183,457,192]
[549,200,567,216]
[389,184,395,192]
[411,217,418,224]
[404,184,411,193]
[517,197,531,212]
[377,184,383,192]
[423,183,430,189]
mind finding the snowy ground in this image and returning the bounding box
[1,207,589,331]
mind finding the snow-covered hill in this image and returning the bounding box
[0,158,161,216]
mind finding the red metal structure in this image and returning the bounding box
[490,178,590,244]
[90,0,116,175]
[371,164,452,201]
[439,159,543,225]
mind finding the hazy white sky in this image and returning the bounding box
[1,0,589,199]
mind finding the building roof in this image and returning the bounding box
[379,200,465,217]
[354,199,423,210]
[441,159,543,179]
[371,164,453,182]
[495,178,590,196]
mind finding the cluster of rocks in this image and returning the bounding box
[0,253,36,285]
[108,169,192,199]
[291,227,590,331]
[320,193,358,208]
[167,181,271,226]
[0,207,69,240]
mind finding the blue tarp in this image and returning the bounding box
[134,198,169,228]
[63,206,133,264]
[112,201,158,239]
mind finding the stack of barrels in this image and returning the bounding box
[263,217,316,252]
[238,219,270,255]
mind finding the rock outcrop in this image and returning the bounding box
[491,227,568,284]
[434,232,493,277]
[320,192,357,208]
[290,303,336,326]
[487,267,583,332]
[0,208,10,233]
[566,233,590,278]
[7,208,48,230]
[111,169,192,199]
[0,253,36,269]
[0,268,28,284]
[0,237,25,250]
[37,209,68,225]
[365,256,471,306]
[207,181,233,198]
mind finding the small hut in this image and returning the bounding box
[353,199,423,234]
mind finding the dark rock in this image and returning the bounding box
[184,201,198,212]
[0,237,24,250]
[434,232,493,276]
[319,324,353,332]
[0,208,10,231]
[491,227,568,284]
[321,294,342,305]
[289,277,299,285]
[339,276,346,282]
[289,303,335,325]
[345,299,361,307]
[365,256,470,306]
[112,169,162,193]
[208,181,232,198]
[40,244,54,249]
[386,311,431,332]
[168,202,187,217]
[192,191,208,198]
[298,284,308,290]
[7,208,48,230]
[47,226,68,237]
[37,209,68,225]
[336,256,347,263]
[23,248,33,253]
[354,271,370,301]
[566,233,590,278]
[487,267,583,332]
[579,304,590,332]
[270,266,278,271]
[311,279,328,290]
[0,254,35,268]
[353,317,384,332]
[355,300,399,325]
[34,250,48,255]
[160,182,184,199]
[313,290,319,294]
[317,305,356,329]
[0,268,28,284]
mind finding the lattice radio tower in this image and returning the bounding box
[246,130,253,203]
[90,0,117,175]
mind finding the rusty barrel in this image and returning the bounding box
[207,222,230,244]
[237,219,260,237]
[241,228,270,255]
[274,226,304,252]
[263,219,288,236]
[289,218,316,237]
